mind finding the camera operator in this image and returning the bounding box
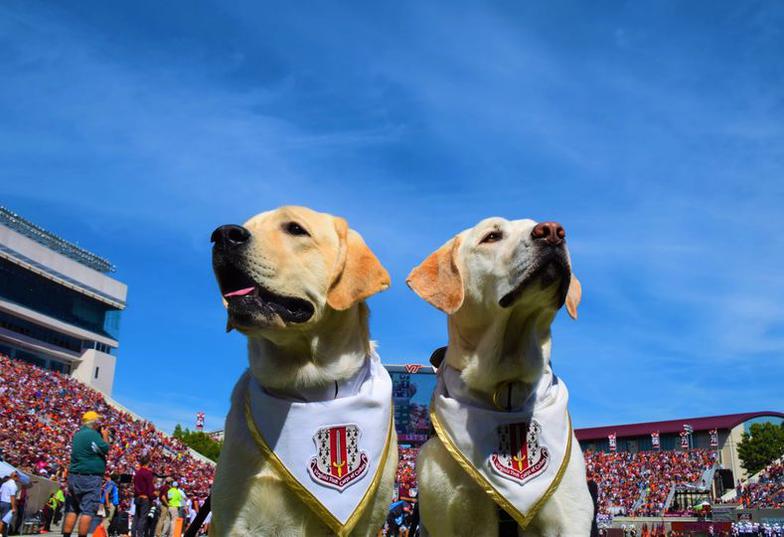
[62,411,112,537]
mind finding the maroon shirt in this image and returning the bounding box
[158,485,169,506]
[133,467,155,498]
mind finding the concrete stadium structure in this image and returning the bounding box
[0,207,126,395]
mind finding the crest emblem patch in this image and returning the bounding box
[489,420,550,484]
[308,424,369,491]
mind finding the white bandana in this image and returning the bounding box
[245,354,393,537]
[430,364,573,529]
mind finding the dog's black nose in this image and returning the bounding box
[532,221,565,245]
[211,225,251,248]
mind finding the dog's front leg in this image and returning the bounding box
[417,439,499,537]
[519,444,593,537]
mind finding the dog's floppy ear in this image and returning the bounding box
[407,236,464,314]
[327,217,391,311]
[565,275,582,320]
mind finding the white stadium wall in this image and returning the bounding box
[72,348,117,395]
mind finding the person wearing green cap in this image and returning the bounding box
[62,411,111,537]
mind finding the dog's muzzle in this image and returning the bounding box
[211,225,315,326]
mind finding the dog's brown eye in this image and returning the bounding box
[481,231,503,244]
[284,222,310,237]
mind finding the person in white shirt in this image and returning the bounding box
[0,472,20,537]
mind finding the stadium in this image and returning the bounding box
[0,208,783,536]
[0,208,215,535]
[4,1,784,535]
[0,207,125,395]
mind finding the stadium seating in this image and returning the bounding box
[396,447,417,500]
[391,445,716,516]
[737,459,784,509]
[0,354,214,504]
[7,352,774,519]
[584,449,715,516]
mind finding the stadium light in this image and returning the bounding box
[0,206,116,273]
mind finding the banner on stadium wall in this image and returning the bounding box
[680,431,689,449]
[608,433,617,452]
[709,428,719,447]
[671,521,731,533]
[651,431,660,449]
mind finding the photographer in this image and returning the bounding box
[62,411,111,537]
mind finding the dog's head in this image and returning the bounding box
[407,217,581,320]
[212,206,390,335]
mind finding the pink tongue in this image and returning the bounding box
[224,287,255,298]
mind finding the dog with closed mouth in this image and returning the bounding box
[210,206,397,537]
[407,218,592,537]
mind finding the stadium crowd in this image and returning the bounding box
[395,448,418,502]
[389,445,718,521]
[2,352,783,536]
[737,460,784,509]
[0,354,214,529]
[584,449,715,516]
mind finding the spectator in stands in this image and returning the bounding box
[185,495,198,529]
[165,481,184,536]
[0,355,215,501]
[385,501,407,537]
[101,473,120,530]
[11,484,26,535]
[395,448,418,502]
[154,478,171,537]
[178,482,189,519]
[53,484,65,527]
[132,454,155,537]
[43,491,58,532]
[736,460,784,509]
[63,410,111,537]
[0,472,19,537]
[583,448,714,517]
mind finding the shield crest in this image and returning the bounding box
[489,420,550,485]
[308,424,369,491]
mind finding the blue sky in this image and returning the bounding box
[2,1,783,433]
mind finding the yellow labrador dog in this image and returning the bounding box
[210,206,397,537]
[408,218,592,537]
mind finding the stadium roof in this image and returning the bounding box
[575,411,784,441]
[0,207,115,273]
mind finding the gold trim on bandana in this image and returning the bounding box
[244,393,393,537]
[430,406,573,529]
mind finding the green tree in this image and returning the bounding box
[737,422,784,475]
[172,424,223,462]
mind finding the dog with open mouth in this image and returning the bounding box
[210,206,397,537]
[407,218,592,537]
